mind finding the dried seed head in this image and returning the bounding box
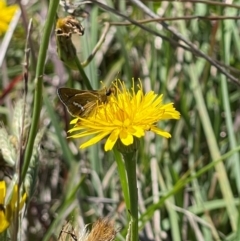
[58,219,118,241]
[84,219,117,241]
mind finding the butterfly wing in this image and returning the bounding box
[58,88,100,117]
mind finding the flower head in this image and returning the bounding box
[0,0,18,37]
[0,181,27,233]
[69,80,180,151]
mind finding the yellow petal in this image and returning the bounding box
[0,210,9,233]
[0,22,8,33]
[80,131,110,149]
[132,126,145,137]
[70,118,79,124]
[69,129,103,138]
[0,1,6,9]
[3,6,18,22]
[105,129,120,151]
[0,181,6,204]
[119,130,133,146]
[151,126,171,138]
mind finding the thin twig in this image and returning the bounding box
[83,0,240,86]
[81,22,110,67]
[87,0,194,52]
[144,0,240,10]
[110,15,240,26]
[16,0,37,68]
[129,0,240,86]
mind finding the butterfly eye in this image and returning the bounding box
[106,87,115,96]
[106,89,112,96]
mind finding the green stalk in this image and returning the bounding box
[113,148,130,210]
[123,151,138,241]
[189,65,238,231]
[220,7,240,193]
[22,0,60,181]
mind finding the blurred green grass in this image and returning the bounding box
[1,0,240,240]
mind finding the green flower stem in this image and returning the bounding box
[123,151,138,241]
[113,148,130,210]
[21,0,60,181]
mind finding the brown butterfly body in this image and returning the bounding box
[57,87,114,117]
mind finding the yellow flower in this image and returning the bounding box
[0,182,8,232]
[0,181,27,233]
[69,80,180,151]
[0,0,18,37]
